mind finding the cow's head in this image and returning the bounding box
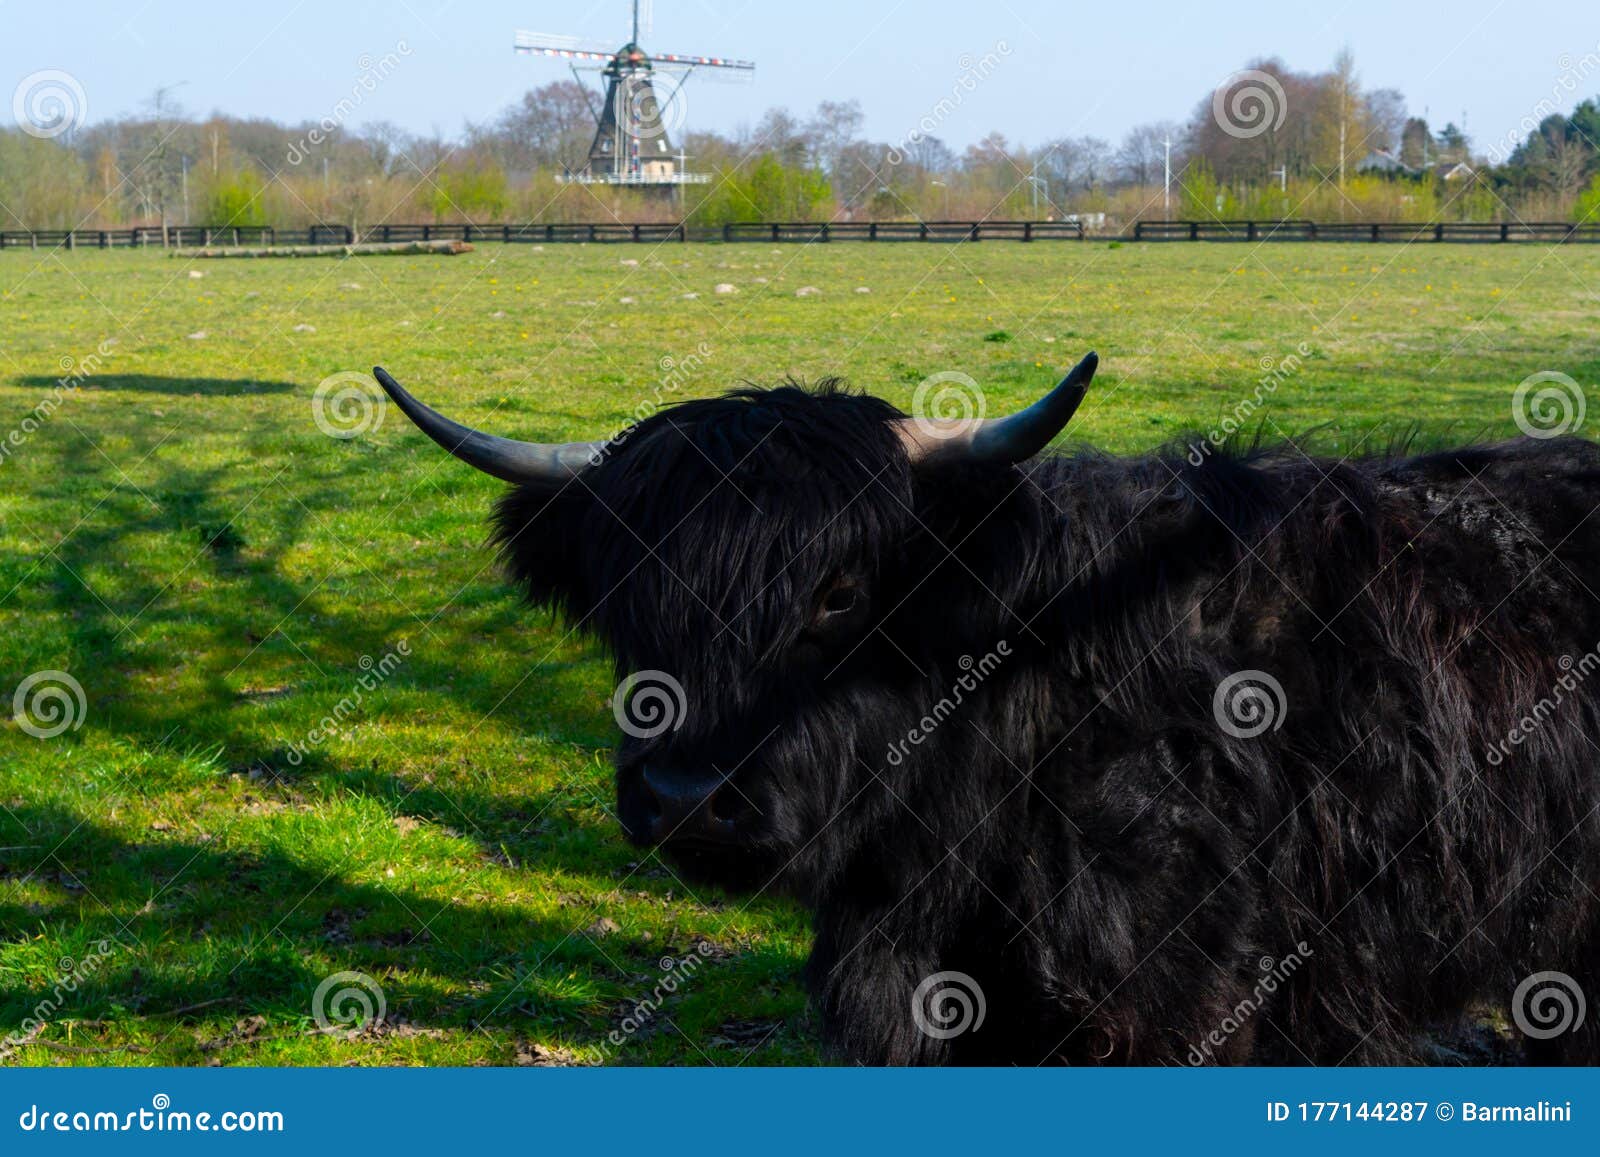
[373,354,1095,894]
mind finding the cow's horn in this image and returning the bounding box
[372,367,602,484]
[897,351,1097,464]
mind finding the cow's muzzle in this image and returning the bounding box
[634,766,746,847]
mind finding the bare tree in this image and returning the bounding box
[1363,89,1407,153]
[1115,122,1181,186]
[806,99,864,179]
[488,81,598,173]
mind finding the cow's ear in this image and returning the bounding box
[491,482,592,614]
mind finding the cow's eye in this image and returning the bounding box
[819,572,870,630]
[822,586,858,614]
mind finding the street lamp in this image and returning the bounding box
[1163,135,1172,219]
[930,179,949,219]
[1026,167,1048,218]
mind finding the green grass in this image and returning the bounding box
[1,239,1598,1066]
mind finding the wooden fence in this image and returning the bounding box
[720,220,1085,242]
[0,219,1083,249]
[1131,220,1600,243]
[6,219,1598,249]
[0,226,279,250]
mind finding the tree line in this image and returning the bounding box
[2,50,1598,231]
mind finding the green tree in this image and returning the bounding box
[1576,172,1600,223]
[201,166,269,226]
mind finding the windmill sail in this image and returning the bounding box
[514,3,753,187]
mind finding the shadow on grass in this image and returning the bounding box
[0,803,656,1054]
[4,418,807,1063]
[14,374,297,396]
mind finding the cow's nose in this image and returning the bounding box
[640,766,741,845]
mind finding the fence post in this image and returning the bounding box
[1247,221,1258,241]
[920,222,929,240]
[1500,222,1510,242]
[1189,222,1198,240]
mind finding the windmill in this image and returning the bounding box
[515,1,754,187]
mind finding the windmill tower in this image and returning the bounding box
[515,1,754,187]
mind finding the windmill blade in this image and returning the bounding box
[652,52,755,70]
[515,45,616,63]
[514,30,615,60]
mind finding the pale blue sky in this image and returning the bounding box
[3,0,1595,153]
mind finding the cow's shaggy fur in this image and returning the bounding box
[490,383,1600,1065]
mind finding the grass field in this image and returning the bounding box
[2,238,1598,1066]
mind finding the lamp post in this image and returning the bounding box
[930,179,949,219]
[1163,135,1172,219]
[1026,163,1048,218]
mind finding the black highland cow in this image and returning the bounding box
[373,355,1600,1065]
